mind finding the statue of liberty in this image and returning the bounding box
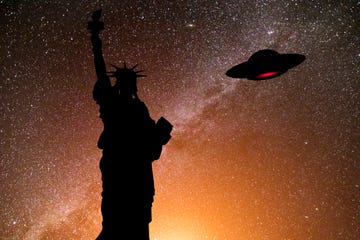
[87,9,172,240]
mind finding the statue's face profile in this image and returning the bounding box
[114,76,137,96]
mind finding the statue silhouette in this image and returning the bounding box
[87,9,172,240]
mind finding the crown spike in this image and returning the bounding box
[111,64,120,70]
[130,64,139,70]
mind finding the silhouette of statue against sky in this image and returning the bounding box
[87,9,172,240]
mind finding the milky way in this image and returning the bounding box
[1,1,359,239]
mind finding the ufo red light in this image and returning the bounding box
[255,71,282,79]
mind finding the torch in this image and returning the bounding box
[87,9,104,33]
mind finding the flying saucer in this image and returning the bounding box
[226,49,305,80]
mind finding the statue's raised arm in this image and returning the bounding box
[87,9,110,102]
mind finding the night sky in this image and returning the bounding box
[1,1,359,239]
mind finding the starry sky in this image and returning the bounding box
[1,1,359,239]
